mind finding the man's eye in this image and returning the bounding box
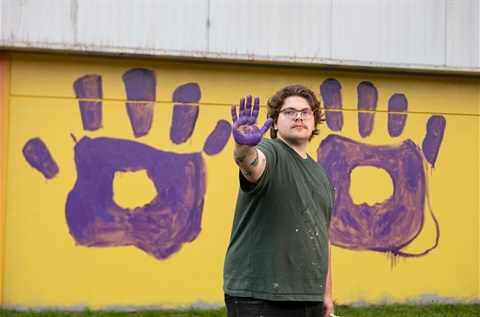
[284,111,295,116]
[302,110,312,115]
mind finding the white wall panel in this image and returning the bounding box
[446,0,480,68]
[331,1,446,67]
[0,0,478,73]
[208,1,331,63]
[1,1,75,48]
[1,0,210,55]
[75,0,210,54]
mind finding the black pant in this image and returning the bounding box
[225,294,324,317]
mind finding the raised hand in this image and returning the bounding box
[231,95,273,146]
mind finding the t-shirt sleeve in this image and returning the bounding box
[239,139,276,193]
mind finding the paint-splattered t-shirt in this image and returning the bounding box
[223,138,335,302]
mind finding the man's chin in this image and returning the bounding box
[280,134,309,145]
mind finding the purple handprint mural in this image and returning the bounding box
[318,78,445,259]
[66,137,207,259]
[23,68,231,260]
[22,72,446,262]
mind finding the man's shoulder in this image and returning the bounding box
[259,138,282,148]
[258,138,283,155]
[259,138,274,145]
[258,138,273,149]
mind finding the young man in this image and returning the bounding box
[224,85,336,317]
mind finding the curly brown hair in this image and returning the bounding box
[267,84,325,141]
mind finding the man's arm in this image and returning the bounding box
[234,144,266,184]
[324,240,335,317]
[231,94,272,183]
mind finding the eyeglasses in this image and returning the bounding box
[279,109,314,120]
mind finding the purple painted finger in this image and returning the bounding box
[170,83,201,145]
[203,120,232,155]
[422,115,446,168]
[320,78,344,132]
[122,68,156,138]
[357,82,378,138]
[23,138,59,179]
[259,118,273,135]
[388,94,408,137]
[245,95,253,117]
[73,74,103,131]
[239,98,245,117]
[172,82,201,103]
[251,97,260,119]
[231,104,239,123]
[170,104,199,144]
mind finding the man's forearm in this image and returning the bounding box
[233,143,266,183]
[234,144,259,177]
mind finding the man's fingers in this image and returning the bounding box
[259,118,273,135]
[234,95,260,124]
[245,95,253,117]
[239,97,245,117]
[231,104,238,123]
[251,97,260,118]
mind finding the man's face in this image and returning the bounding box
[273,96,315,145]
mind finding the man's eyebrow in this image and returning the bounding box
[281,107,312,111]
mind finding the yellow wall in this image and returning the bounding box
[1,53,479,309]
[0,54,9,307]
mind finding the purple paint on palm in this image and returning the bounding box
[357,82,378,138]
[122,68,156,138]
[66,137,206,259]
[170,83,201,144]
[23,138,59,179]
[320,78,344,132]
[73,74,103,131]
[388,94,408,137]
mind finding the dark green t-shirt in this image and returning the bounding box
[223,138,335,302]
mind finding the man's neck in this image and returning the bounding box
[277,136,308,159]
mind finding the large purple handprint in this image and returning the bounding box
[24,69,231,260]
[318,78,445,258]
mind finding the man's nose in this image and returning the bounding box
[294,111,303,120]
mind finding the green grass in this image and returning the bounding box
[1,304,479,317]
[336,303,479,316]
